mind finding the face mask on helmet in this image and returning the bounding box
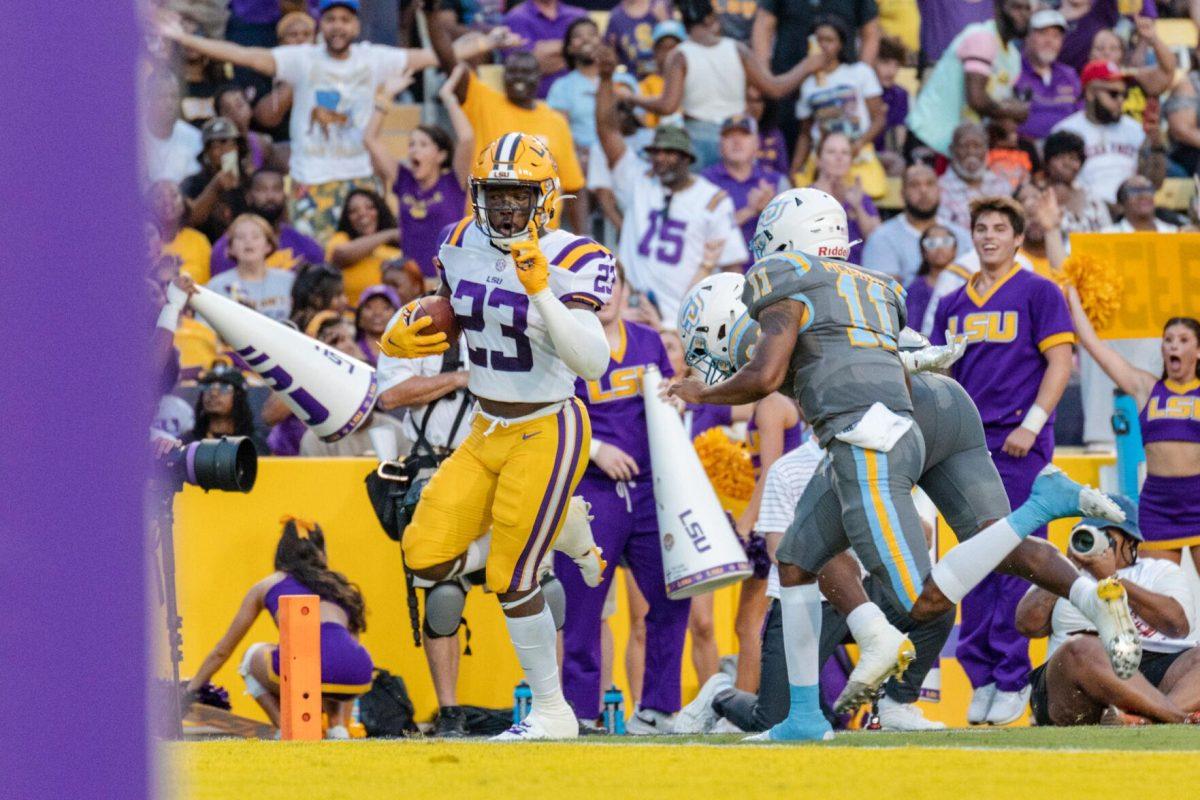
[471,181,539,242]
[678,273,752,385]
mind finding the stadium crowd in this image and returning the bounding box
[147,0,1200,735]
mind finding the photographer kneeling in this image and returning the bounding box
[1017,496,1200,725]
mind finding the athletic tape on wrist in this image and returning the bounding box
[1020,404,1049,435]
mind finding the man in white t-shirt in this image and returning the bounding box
[1017,497,1200,726]
[141,70,202,185]
[156,0,436,240]
[1051,60,1146,205]
[597,58,748,328]
[674,439,951,733]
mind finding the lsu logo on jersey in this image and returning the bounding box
[947,311,1019,344]
[586,366,645,403]
[1146,396,1200,421]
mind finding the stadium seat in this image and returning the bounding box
[376,103,422,163]
[895,66,921,98]
[588,10,610,32]
[878,176,904,211]
[1155,177,1196,211]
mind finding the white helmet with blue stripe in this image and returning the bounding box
[677,273,759,385]
[750,187,850,262]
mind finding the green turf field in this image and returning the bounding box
[167,726,1200,800]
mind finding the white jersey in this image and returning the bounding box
[1044,558,1198,657]
[437,218,616,403]
[611,150,749,327]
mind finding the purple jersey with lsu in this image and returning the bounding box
[931,266,1074,448]
[575,319,675,480]
[1138,378,1200,445]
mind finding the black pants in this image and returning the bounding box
[713,576,955,732]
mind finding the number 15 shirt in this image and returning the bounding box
[611,149,749,328]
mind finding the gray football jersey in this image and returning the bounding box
[743,251,912,445]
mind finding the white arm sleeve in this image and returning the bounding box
[529,289,610,380]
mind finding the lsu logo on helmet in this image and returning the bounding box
[469,132,562,247]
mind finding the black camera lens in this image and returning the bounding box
[182,437,257,493]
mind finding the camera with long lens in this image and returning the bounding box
[1069,524,1112,558]
[160,437,258,493]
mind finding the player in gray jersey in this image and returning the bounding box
[671,188,1133,742]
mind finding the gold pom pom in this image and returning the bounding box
[1056,253,1124,333]
[693,427,756,502]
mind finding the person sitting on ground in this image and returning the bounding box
[184,517,374,738]
[207,213,296,323]
[364,65,472,282]
[1016,496,1200,726]
[1042,129,1113,233]
[1103,175,1179,232]
[151,180,212,284]
[325,188,402,306]
[354,284,400,368]
[210,169,325,276]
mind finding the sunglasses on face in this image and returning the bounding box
[1097,87,1127,101]
[922,236,956,250]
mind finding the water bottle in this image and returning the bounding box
[602,684,626,734]
[512,681,533,724]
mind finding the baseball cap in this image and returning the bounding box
[720,114,758,136]
[652,20,686,45]
[1029,9,1067,31]
[644,125,697,161]
[1075,494,1142,541]
[201,116,239,143]
[1081,60,1131,87]
[319,0,360,14]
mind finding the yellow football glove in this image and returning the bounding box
[378,303,450,358]
[511,220,550,295]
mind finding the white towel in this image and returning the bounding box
[834,402,913,453]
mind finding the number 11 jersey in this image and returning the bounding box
[436,217,617,403]
[743,251,913,446]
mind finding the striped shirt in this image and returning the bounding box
[756,439,825,599]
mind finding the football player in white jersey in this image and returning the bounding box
[379,131,615,740]
[596,47,749,328]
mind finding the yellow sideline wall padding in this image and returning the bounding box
[1068,232,1200,340]
[172,454,1112,727]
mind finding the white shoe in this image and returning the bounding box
[625,706,675,735]
[552,496,606,588]
[324,725,350,740]
[1075,577,1143,679]
[984,686,1031,726]
[673,673,733,734]
[833,621,915,713]
[877,696,945,731]
[491,708,579,741]
[711,717,743,733]
[967,683,997,725]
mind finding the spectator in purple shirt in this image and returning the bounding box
[210,169,325,277]
[701,115,791,252]
[605,0,671,79]
[873,37,909,175]
[746,87,790,176]
[916,0,992,68]
[1059,0,1156,73]
[1014,10,1081,141]
[504,0,589,98]
[906,223,959,329]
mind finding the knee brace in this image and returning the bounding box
[422,581,467,638]
[541,573,566,631]
[239,643,271,698]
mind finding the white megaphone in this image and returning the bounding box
[642,366,751,599]
[188,286,377,442]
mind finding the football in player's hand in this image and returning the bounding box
[408,295,460,342]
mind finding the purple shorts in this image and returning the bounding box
[1138,473,1200,550]
[270,622,374,698]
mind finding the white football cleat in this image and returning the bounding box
[1076,577,1142,679]
[833,622,915,714]
[673,673,733,734]
[492,709,579,741]
[553,496,606,588]
[984,686,1031,726]
[877,696,945,731]
[625,707,675,735]
[967,683,997,725]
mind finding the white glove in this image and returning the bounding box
[899,334,968,373]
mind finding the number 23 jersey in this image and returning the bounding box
[437,217,617,403]
[743,251,912,445]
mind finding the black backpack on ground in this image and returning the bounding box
[358,669,419,737]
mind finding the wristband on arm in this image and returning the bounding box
[1019,404,1049,435]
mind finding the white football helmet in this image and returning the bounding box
[677,274,759,385]
[750,188,850,262]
